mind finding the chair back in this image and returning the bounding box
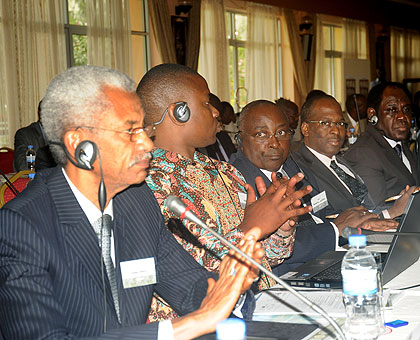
[0,147,14,174]
[0,170,34,207]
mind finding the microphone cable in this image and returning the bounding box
[166,196,346,340]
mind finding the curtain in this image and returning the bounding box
[148,0,176,64]
[391,27,420,90]
[246,2,281,102]
[87,0,132,77]
[344,18,368,59]
[197,0,229,100]
[0,0,66,147]
[313,15,327,93]
[185,0,201,70]
[284,9,317,101]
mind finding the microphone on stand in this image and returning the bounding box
[165,195,346,340]
[341,227,420,239]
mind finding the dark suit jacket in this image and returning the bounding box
[0,167,213,339]
[13,121,47,171]
[344,124,420,206]
[229,149,335,276]
[292,144,377,214]
[199,131,236,162]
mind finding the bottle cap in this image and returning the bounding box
[348,234,367,247]
[28,173,35,179]
[28,145,34,149]
[349,128,355,132]
[216,318,246,340]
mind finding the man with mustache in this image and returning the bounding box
[292,91,413,218]
[230,100,398,275]
[0,66,264,340]
[344,82,420,205]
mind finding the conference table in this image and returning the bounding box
[253,245,420,340]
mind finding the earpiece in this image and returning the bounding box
[49,140,97,170]
[173,102,190,123]
[154,101,191,127]
[75,140,97,170]
[368,115,378,125]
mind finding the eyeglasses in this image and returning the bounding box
[78,125,155,142]
[383,105,412,116]
[306,120,348,129]
[242,129,295,142]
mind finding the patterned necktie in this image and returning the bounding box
[394,144,402,160]
[330,160,367,204]
[93,214,120,323]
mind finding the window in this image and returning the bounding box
[226,11,247,110]
[64,0,150,80]
[323,24,343,103]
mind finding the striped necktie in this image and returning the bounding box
[93,214,120,323]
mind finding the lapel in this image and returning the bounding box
[295,145,357,211]
[368,125,417,184]
[47,167,116,320]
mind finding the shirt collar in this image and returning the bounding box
[62,167,113,225]
[260,165,284,182]
[306,145,336,167]
[383,135,401,149]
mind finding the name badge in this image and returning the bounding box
[311,191,328,213]
[238,192,247,209]
[120,257,157,289]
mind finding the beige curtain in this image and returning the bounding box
[344,18,368,59]
[186,0,201,70]
[197,0,229,100]
[0,0,66,147]
[148,0,176,64]
[246,2,281,102]
[284,9,317,101]
[391,27,420,88]
[87,0,132,77]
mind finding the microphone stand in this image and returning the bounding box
[167,196,346,340]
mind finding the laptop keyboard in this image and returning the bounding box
[313,261,342,281]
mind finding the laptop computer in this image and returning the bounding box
[281,192,420,289]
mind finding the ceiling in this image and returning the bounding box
[252,0,420,30]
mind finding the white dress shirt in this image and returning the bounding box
[383,136,412,173]
[61,168,174,340]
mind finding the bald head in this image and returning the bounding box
[136,63,200,125]
[239,100,291,172]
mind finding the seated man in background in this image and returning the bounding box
[198,93,236,162]
[230,100,398,274]
[275,97,302,152]
[344,93,367,136]
[0,65,264,340]
[136,64,312,319]
[293,91,413,218]
[344,82,420,205]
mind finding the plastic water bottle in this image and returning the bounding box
[216,318,246,340]
[26,145,36,171]
[348,128,357,145]
[342,235,381,340]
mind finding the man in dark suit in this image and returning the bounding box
[229,100,397,275]
[0,66,264,339]
[13,100,57,171]
[293,91,412,220]
[344,82,420,206]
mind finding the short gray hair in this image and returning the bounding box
[41,66,136,166]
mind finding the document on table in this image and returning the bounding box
[254,288,346,317]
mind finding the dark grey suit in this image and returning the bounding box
[292,144,377,214]
[344,124,420,206]
[13,121,47,171]
[229,149,335,276]
[0,167,213,339]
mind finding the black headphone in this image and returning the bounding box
[50,140,97,170]
[154,101,191,126]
